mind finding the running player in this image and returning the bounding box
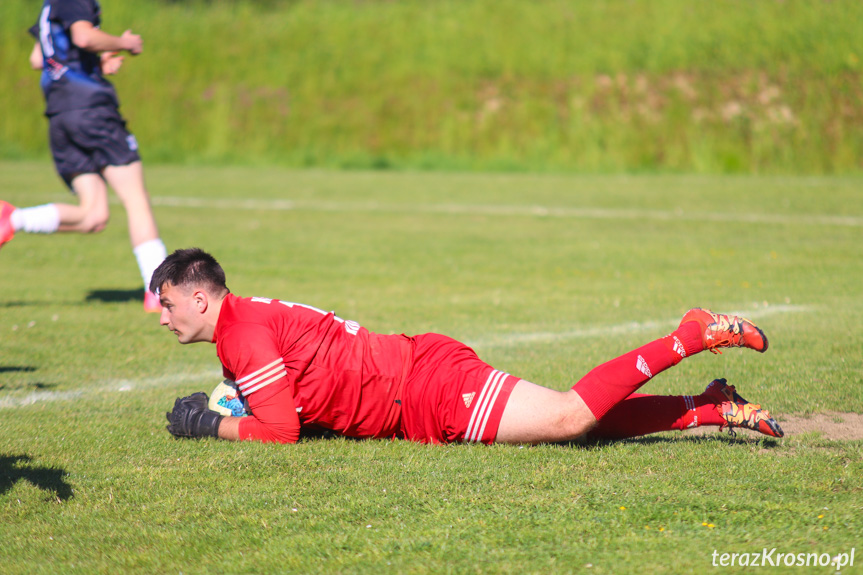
[156,248,783,445]
[0,0,167,313]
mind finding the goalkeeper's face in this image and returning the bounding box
[158,282,210,344]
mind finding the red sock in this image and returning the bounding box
[572,322,702,420]
[589,391,725,440]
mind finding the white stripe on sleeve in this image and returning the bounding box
[236,358,287,395]
[243,372,287,395]
[237,364,284,391]
[236,358,283,384]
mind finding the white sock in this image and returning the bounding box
[133,238,168,291]
[10,204,60,234]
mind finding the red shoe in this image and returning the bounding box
[144,290,162,313]
[703,378,784,438]
[680,308,768,354]
[0,201,16,249]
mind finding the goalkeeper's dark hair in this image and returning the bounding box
[149,248,230,296]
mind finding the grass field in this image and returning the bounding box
[1,162,862,573]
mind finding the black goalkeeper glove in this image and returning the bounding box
[165,392,223,439]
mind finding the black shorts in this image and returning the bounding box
[48,106,141,189]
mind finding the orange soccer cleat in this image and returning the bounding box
[0,201,16,249]
[680,308,768,354]
[703,378,784,438]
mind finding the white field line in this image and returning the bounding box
[466,304,811,349]
[147,197,863,227]
[1,305,809,408]
[0,370,222,409]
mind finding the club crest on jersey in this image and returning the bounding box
[462,392,476,409]
[636,355,653,378]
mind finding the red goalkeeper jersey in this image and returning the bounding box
[214,294,412,443]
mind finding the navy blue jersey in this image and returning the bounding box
[29,0,120,115]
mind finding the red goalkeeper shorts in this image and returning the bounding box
[400,333,518,444]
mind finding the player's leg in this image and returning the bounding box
[103,161,159,247]
[496,310,769,444]
[566,322,701,430]
[58,174,111,232]
[5,174,109,236]
[1,111,107,246]
[570,310,768,428]
[103,161,167,312]
[589,379,783,439]
[95,103,167,312]
[495,381,595,444]
[587,392,718,439]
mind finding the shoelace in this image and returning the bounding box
[705,315,745,354]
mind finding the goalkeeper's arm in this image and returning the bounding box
[164,386,300,443]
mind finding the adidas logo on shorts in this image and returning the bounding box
[462,392,475,409]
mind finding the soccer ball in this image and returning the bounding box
[208,379,249,417]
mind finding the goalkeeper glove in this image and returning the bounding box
[165,392,223,439]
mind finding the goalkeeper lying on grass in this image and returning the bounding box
[155,248,782,445]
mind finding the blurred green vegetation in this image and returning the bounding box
[3,0,862,173]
